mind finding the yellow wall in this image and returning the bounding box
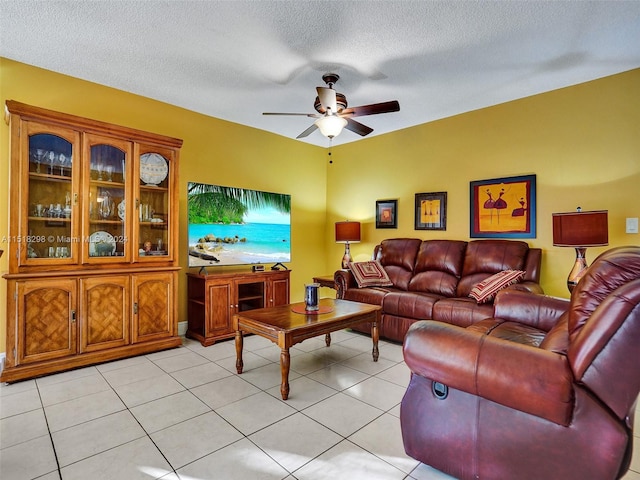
[327,68,640,298]
[0,58,328,353]
[1,58,639,355]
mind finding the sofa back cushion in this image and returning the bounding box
[379,238,422,290]
[408,240,467,296]
[457,240,529,297]
[567,246,640,342]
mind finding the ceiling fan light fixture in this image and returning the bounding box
[315,114,347,138]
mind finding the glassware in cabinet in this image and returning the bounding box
[3,100,183,383]
[83,134,132,262]
[22,126,80,266]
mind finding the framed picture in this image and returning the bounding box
[376,199,397,228]
[415,192,447,230]
[470,174,536,238]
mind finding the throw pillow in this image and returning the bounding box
[469,270,526,304]
[349,260,394,288]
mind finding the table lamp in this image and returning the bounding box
[552,209,608,292]
[335,221,361,269]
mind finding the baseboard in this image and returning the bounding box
[0,353,5,378]
[178,321,188,337]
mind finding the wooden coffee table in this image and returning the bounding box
[233,298,381,400]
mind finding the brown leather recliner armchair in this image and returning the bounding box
[401,246,640,480]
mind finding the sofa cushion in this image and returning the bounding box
[467,318,547,347]
[349,260,393,287]
[457,240,529,296]
[379,238,422,290]
[342,285,391,306]
[383,291,443,319]
[469,270,525,304]
[431,297,495,328]
[408,240,467,296]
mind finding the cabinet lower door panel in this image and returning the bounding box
[80,276,130,353]
[17,279,77,364]
[132,272,175,343]
[208,283,233,335]
[271,277,290,306]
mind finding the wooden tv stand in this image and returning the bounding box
[186,269,290,346]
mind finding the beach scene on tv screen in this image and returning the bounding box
[188,182,291,267]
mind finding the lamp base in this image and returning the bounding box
[567,247,589,293]
[341,242,352,269]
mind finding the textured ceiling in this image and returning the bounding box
[1,1,639,147]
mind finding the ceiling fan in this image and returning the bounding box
[263,73,400,139]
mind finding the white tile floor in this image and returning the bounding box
[0,329,639,480]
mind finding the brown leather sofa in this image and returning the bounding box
[401,246,640,480]
[335,238,543,342]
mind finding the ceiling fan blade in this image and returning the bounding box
[344,118,374,137]
[341,100,400,118]
[263,112,321,117]
[296,123,319,139]
[316,87,337,112]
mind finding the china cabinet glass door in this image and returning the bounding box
[21,122,80,266]
[83,134,132,263]
[134,145,173,262]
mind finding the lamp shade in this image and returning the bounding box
[315,115,347,138]
[335,221,361,243]
[552,210,608,247]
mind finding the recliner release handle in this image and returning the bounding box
[432,381,449,400]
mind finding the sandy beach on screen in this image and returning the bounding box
[188,245,286,267]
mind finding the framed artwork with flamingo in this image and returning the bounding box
[470,174,536,238]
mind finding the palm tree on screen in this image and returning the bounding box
[188,183,290,224]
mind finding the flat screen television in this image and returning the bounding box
[187,182,291,268]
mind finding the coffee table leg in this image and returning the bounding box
[235,331,244,374]
[280,348,290,400]
[325,333,331,347]
[371,321,379,362]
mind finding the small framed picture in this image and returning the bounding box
[376,199,397,229]
[415,192,447,230]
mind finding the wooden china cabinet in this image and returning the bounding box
[1,101,182,382]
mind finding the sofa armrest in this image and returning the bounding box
[493,290,569,331]
[335,269,356,299]
[403,320,573,425]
